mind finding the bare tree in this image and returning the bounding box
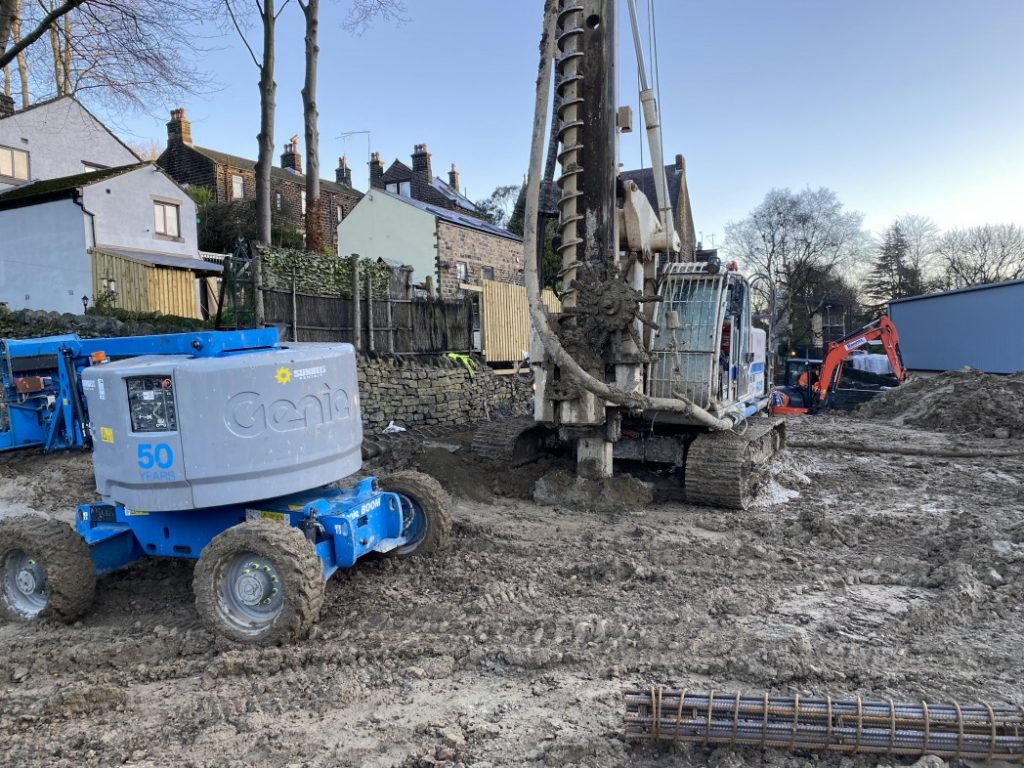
[935,224,1024,289]
[296,0,404,253]
[124,139,162,161]
[724,187,867,352]
[896,214,939,286]
[0,0,81,70]
[3,1,212,113]
[298,0,323,252]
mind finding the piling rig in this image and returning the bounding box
[475,0,785,509]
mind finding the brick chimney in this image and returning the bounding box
[0,94,15,119]
[166,108,192,146]
[369,152,384,189]
[281,135,302,173]
[336,156,352,187]
[448,163,460,192]
[411,143,432,184]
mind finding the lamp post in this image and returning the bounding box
[81,295,89,314]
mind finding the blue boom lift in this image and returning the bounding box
[0,329,451,644]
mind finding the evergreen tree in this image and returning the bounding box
[864,222,923,311]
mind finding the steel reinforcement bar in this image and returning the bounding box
[624,688,1024,762]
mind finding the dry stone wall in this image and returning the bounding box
[357,355,532,432]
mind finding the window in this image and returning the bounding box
[301,190,306,215]
[385,180,411,197]
[0,145,29,181]
[154,201,180,238]
[455,261,468,283]
[275,192,282,211]
[482,266,495,281]
[336,205,342,222]
[231,174,244,200]
[82,161,108,172]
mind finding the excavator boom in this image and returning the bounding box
[770,315,906,416]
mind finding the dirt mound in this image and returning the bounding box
[857,368,1024,437]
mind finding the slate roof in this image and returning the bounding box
[379,158,483,215]
[189,145,361,200]
[380,190,521,242]
[0,163,147,208]
[90,245,223,274]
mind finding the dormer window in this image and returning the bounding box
[0,145,29,181]
[385,181,411,197]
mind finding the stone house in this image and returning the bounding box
[0,94,140,192]
[338,190,522,300]
[156,109,362,250]
[369,144,484,220]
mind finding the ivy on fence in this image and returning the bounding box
[257,245,391,298]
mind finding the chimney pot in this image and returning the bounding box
[281,138,302,173]
[369,151,384,189]
[336,155,353,187]
[411,143,432,185]
[675,153,685,171]
[166,106,193,147]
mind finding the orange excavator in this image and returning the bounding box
[769,316,907,415]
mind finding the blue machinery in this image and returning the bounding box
[0,329,450,643]
[0,329,279,453]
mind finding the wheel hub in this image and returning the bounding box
[235,565,275,607]
[3,551,47,617]
[15,565,39,596]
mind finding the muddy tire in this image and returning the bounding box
[379,471,452,558]
[0,515,96,623]
[193,520,324,646]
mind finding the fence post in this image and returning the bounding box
[291,265,298,342]
[350,253,362,353]
[366,267,375,353]
[385,293,395,354]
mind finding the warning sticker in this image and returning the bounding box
[99,427,114,443]
[97,379,106,400]
[124,509,149,516]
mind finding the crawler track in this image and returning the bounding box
[684,417,787,509]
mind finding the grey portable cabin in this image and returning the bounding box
[888,279,1024,374]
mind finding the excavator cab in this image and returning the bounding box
[771,358,822,413]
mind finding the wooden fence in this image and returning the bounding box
[479,279,561,364]
[262,288,473,354]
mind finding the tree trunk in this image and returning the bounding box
[301,0,323,252]
[48,13,61,94]
[60,12,70,93]
[254,0,275,246]
[251,0,276,325]
[13,0,27,107]
[0,0,15,53]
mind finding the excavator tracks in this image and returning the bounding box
[684,417,787,510]
[471,417,551,467]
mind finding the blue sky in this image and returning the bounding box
[115,0,1024,245]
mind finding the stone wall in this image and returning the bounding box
[436,221,523,299]
[357,355,532,432]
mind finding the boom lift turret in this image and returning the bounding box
[474,0,786,509]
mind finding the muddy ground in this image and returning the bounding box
[1,415,1023,768]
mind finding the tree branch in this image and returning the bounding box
[0,0,83,70]
[224,0,259,68]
